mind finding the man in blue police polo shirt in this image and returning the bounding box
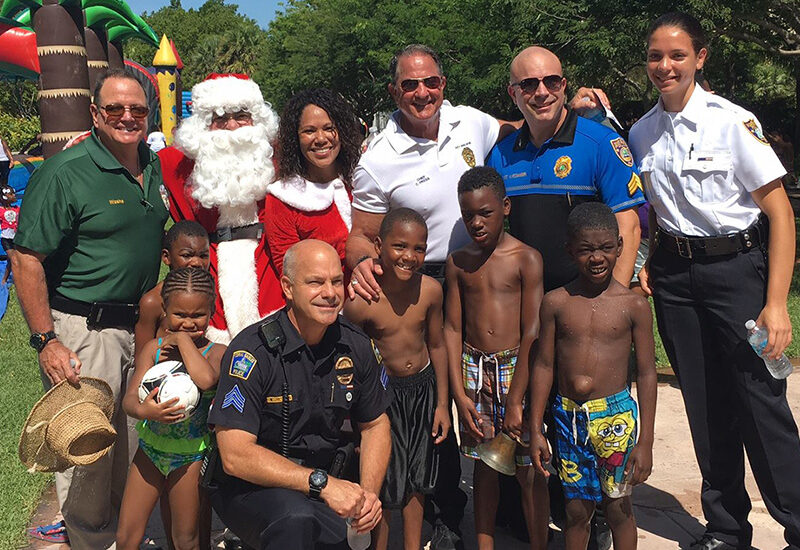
[487,46,644,292]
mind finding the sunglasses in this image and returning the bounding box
[510,75,564,94]
[210,111,253,128]
[398,76,443,93]
[100,104,149,120]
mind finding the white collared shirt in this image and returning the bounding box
[629,85,785,237]
[352,101,499,261]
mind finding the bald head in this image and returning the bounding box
[283,239,341,281]
[510,46,562,83]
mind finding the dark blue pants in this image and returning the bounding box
[210,479,348,550]
[651,244,800,549]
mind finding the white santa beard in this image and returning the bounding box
[182,124,275,209]
[215,238,262,342]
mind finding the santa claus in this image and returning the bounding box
[159,73,283,344]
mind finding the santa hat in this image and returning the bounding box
[189,73,275,128]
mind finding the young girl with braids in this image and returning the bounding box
[117,267,226,550]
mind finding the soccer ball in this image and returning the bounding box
[138,361,201,423]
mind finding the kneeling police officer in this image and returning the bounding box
[208,240,392,549]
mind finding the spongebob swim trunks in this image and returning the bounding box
[552,387,638,502]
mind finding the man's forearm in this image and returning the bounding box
[345,233,376,270]
[217,429,313,493]
[358,414,391,495]
[11,251,55,333]
[613,209,641,285]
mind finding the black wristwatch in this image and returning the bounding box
[29,331,57,353]
[308,468,328,501]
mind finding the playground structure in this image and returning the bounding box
[0,0,182,157]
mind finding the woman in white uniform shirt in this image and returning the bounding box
[630,12,800,550]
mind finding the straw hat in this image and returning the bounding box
[19,378,116,473]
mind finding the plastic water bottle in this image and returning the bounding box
[346,518,370,550]
[745,320,794,379]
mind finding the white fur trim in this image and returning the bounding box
[268,176,351,230]
[216,239,261,339]
[192,76,264,118]
[206,325,231,345]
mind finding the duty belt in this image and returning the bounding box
[656,216,766,260]
[209,222,263,243]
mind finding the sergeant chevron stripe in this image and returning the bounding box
[222,385,245,413]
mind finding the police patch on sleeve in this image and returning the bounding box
[222,384,245,413]
[627,173,643,197]
[229,351,257,380]
[743,119,769,145]
[610,137,634,167]
[554,156,572,178]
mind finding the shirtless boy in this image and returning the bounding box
[134,220,210,359]
[529,202,657,550]
[344,208,450,550]
[444,166,548,550]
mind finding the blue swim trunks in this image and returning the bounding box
[552,388,638,502]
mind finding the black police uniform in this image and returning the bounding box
[208,308,391,550]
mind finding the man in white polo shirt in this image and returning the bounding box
[346,44,518,293]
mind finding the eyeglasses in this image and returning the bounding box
[210,111,253,128]
[510,75,564,94]
[99,104,149,120]
[398,76,443,93]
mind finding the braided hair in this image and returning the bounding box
[161,267,216,309]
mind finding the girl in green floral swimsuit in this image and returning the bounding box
[118,267,226,550]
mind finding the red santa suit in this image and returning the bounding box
[159,74,284,344]
[263,175,352,275]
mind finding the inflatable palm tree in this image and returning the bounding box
[0,0,158,157]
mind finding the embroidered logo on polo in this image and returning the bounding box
[229,350,257,380]
[743,119,769,145]
[461,147,476,168]
[335,356,354,386]
[627,174,643,197]
[554,156,572,179]
[222,384,245,413]
[610,137,634,167]
[159,184,170,210]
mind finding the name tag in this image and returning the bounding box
[683,151,731,173]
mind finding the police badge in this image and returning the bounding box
[462,147,476,167]
[554,156,572,179]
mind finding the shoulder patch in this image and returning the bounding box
[627,173,643,197]
[743,119,769,145]
[610,137,634,167]
[229,350,257,380]
[554,156,572,179]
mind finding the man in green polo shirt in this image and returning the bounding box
[12,69,168,550]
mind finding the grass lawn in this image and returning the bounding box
[1,227,799,548]
[0,287,52,549]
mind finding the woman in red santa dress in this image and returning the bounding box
[159,73,283,344]
[266,88,364,274]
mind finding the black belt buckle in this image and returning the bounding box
[86,301,139,329]
[674,236,693,259]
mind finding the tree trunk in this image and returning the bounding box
[33,0,91,158]
[794,60,800,171]
[84,24,109,99]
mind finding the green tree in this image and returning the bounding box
[130,0,266,88]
